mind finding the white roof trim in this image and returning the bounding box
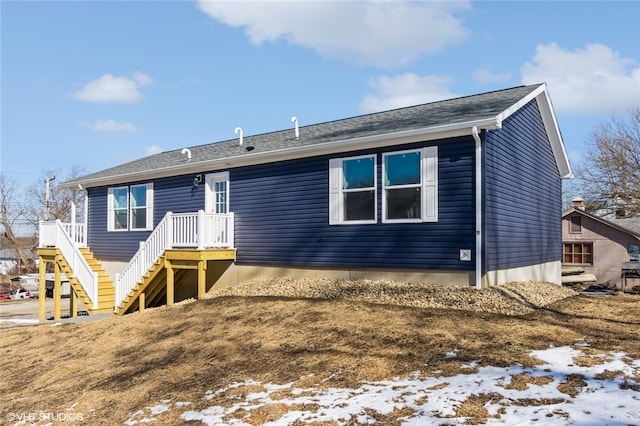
[499,83,572,179]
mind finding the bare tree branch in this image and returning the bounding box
[0,173,33,268]
[577,105,640,217]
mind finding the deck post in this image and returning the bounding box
[38,257,47,323]
[197,210,205,250]
[166,259,174,306]
[139,292,145,313]
[197,259,206,300]
[53,258,62,321]
[70,287,78,318]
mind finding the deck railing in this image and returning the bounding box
[114,211,234,309]
[39,220,98,308]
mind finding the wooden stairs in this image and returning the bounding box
[38,247,115,315]
[115,255,167,315]
[115,255,191,315]
[39,245,235,317]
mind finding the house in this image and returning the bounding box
[37,83,572,320]
[0,249,18,275]
[562,197,640,288]
[0,248,36,276]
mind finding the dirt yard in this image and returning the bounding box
[0,280,638,425]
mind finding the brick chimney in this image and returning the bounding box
[571,197,586,211]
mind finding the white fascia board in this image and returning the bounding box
[498,83,573,179]
[64,117,500,189]
[536,89,573,179]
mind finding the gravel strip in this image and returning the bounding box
[208,278,578,316]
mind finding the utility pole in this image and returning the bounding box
[44,176,56,220]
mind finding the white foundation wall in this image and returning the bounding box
[93,259,561,291]
[94,259,475,289]
[99,260,129,282]
[484,261,562,287]
[209,264,475,290]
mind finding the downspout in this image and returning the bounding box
[83,187,88,246]
[472,126,482,289]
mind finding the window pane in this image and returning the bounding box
[113,188,128,209]
[344,191,374,221]
[386,188,420,219]
[343,157,374,189]
[215,181,227,213]
[130,185,147,208]
[385,152,420,186]
[114,210,128,229]
[569,216,581,232]
[131,208,147,229]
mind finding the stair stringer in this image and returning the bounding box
[54,248,115,315]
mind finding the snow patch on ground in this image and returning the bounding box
[124,345,640,425]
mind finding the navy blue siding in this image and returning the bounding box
[87,138,476,270]
[87,175,205,260]
[483,100,562,271]
[232,137,475,270]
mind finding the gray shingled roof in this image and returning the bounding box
[564,208,640,239]
[65,84,542,188]
[609,217,640,237]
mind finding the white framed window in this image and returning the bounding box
[382,147,438,223]
[329,155,377,225]
[107,183,153,231]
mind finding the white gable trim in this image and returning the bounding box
[498,83,572,179]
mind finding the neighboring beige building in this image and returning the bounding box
[562,198,640,288]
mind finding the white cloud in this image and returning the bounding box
[132,71,153,87]
[196,1,471,68]
[359,73,458,113]
[472,67,512,84]
[144,145,164,156]
[72,72,153,103]
[80,119,138,133]
[521,43,640,114]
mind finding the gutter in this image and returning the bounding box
[472,126,483,290]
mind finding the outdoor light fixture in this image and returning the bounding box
[193,174,203,188]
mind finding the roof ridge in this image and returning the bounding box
[176,84,542,151]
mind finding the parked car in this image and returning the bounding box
[9,288,30,299]
[0,292,11,301]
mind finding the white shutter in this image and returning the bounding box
[329,159,342,225]
[107,188,114,231]
[145,183,154,230]
[422,146,438,222]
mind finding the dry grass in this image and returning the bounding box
[0,288,638,425]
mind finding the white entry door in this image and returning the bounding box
[205,172,229,214]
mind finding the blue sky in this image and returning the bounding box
[2,1,639,187]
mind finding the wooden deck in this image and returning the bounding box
[37,247,236,319]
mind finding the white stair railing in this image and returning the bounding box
[39,220,99,309]
[114,211,234,310]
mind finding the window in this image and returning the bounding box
[569,215,582,233]
[111,187,128,230]
[563,243,593,264]
[329,155,376,224]
[382,147,437,223]
[328,146,438,225]
[108,183,153,231]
